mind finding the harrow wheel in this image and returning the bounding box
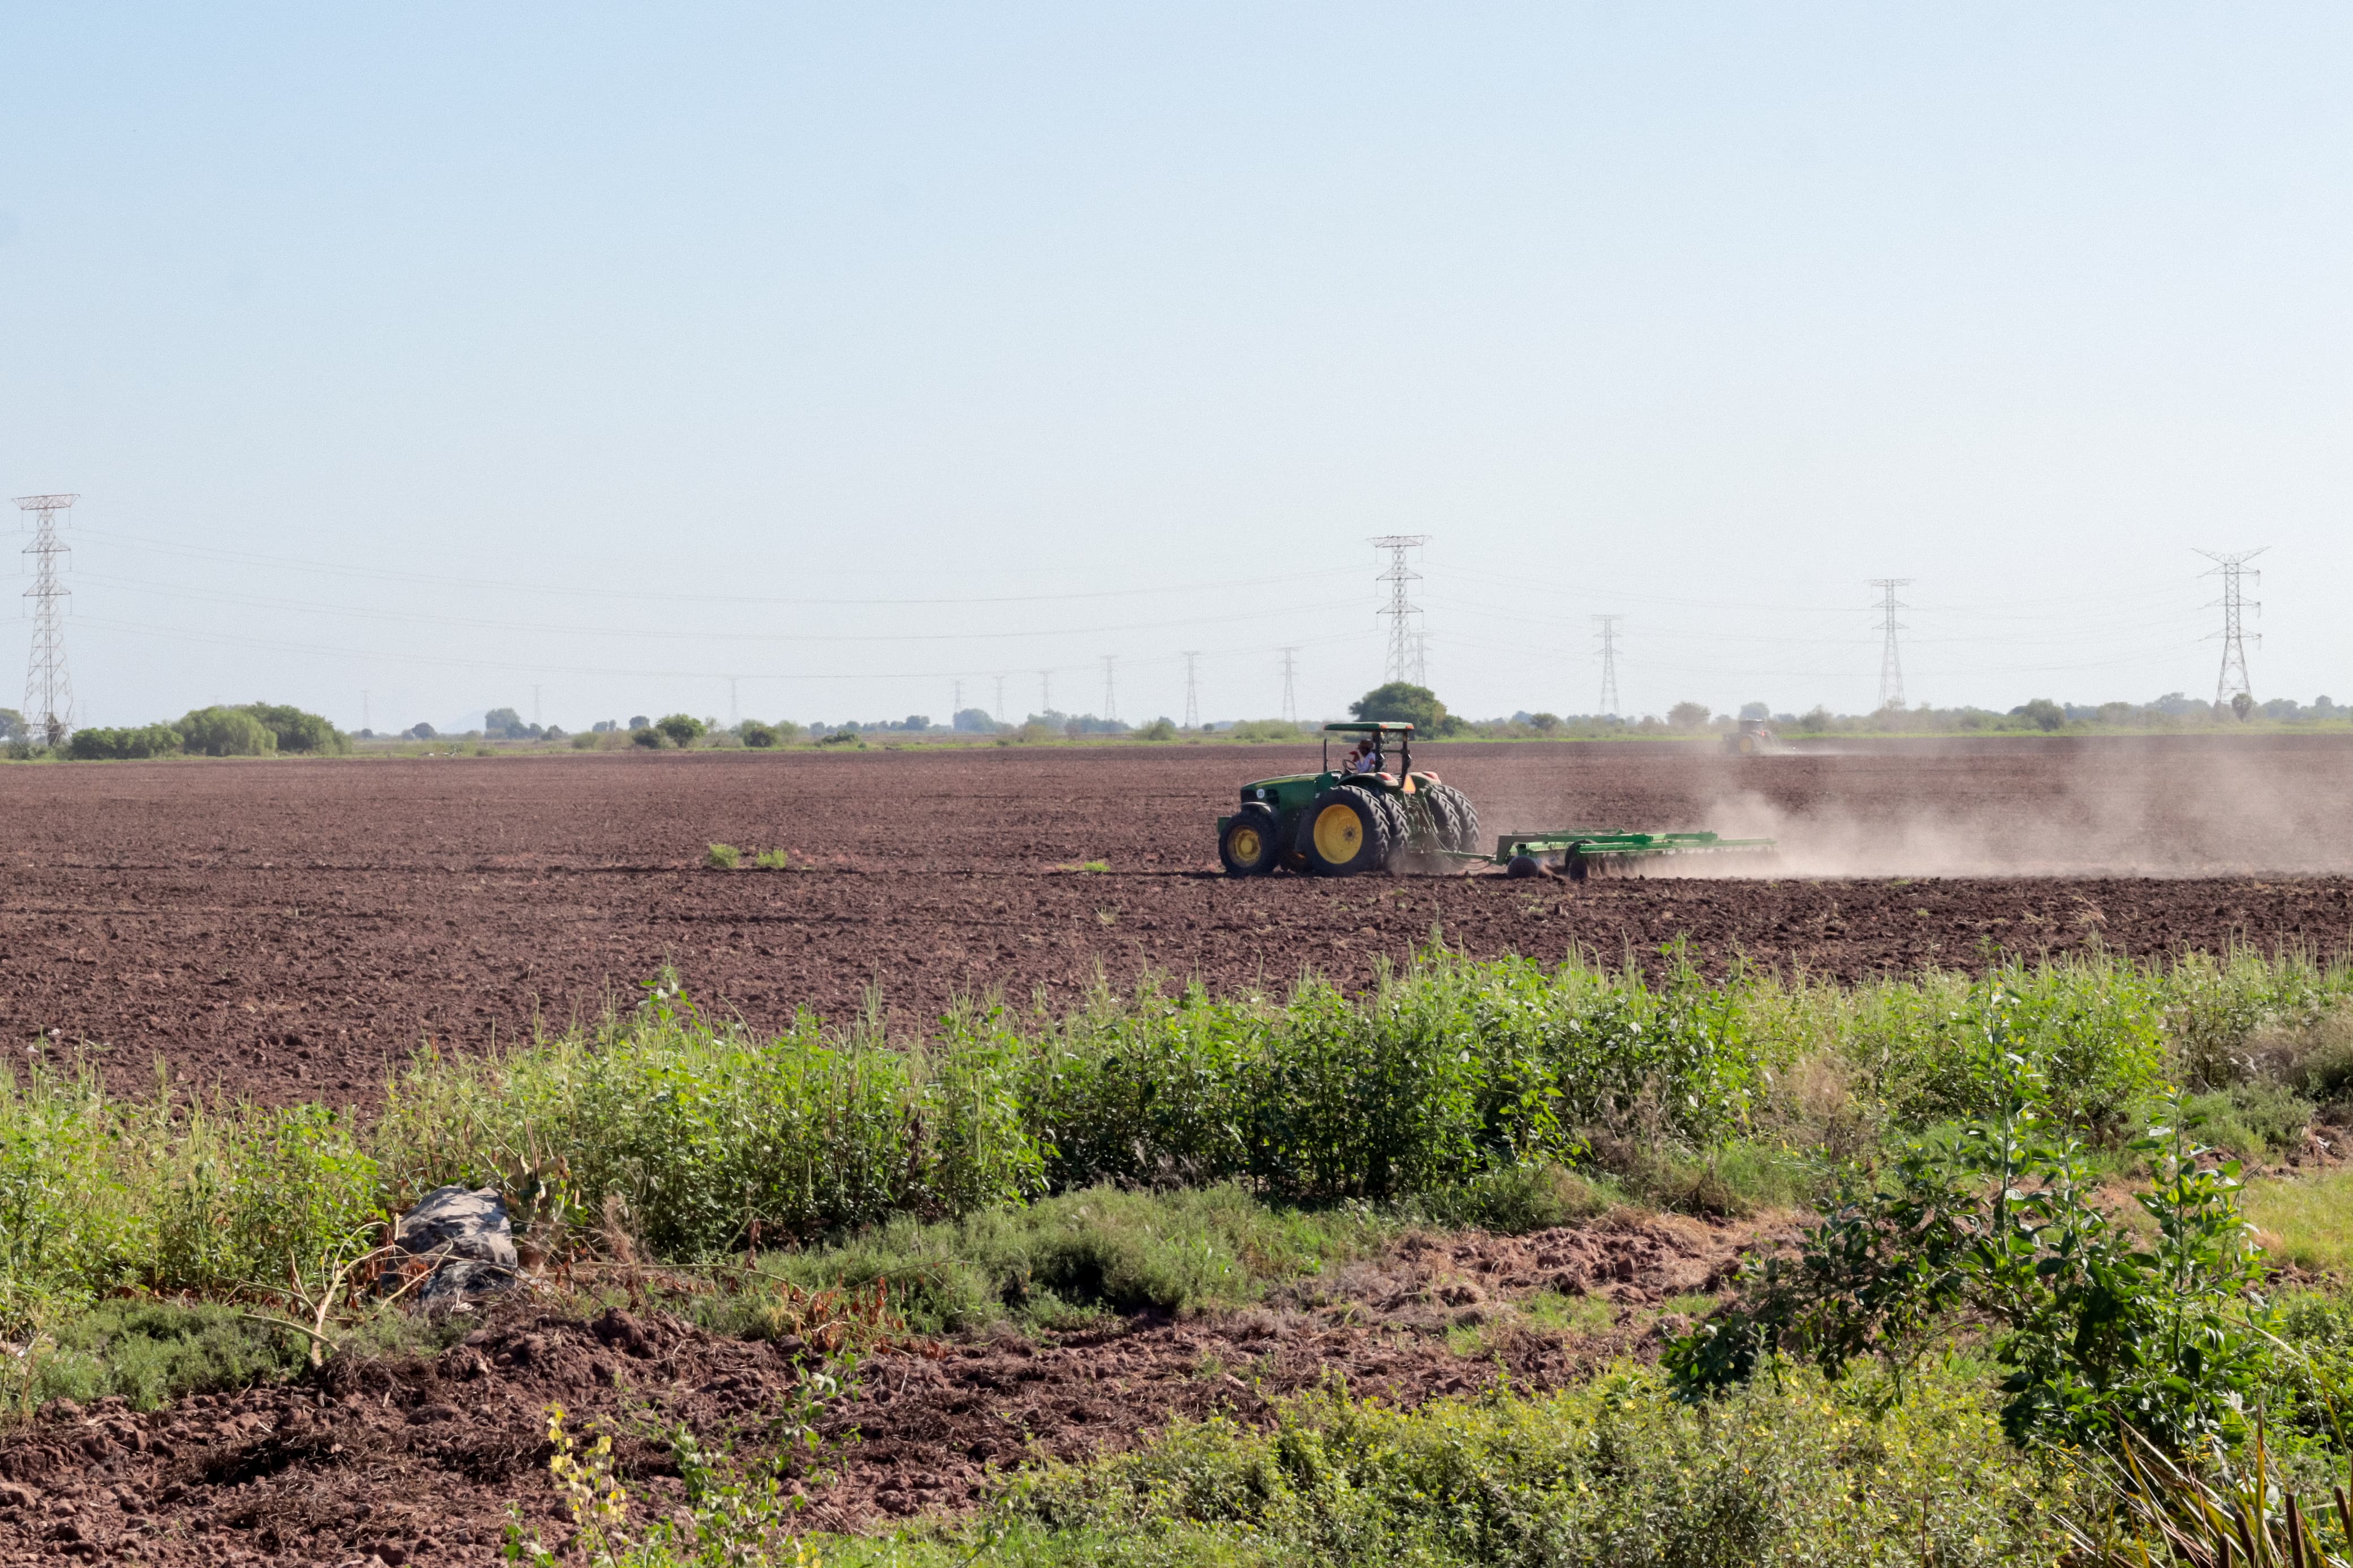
[1219,803,1281,876]
[1299,786,1392,877]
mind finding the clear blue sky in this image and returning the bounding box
[2,4,2346,731]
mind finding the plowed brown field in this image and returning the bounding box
[6,733,2352,1103]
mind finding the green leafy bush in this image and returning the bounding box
[150,1103,382,1296]
[704,843,742,869]
[376,987,1042,1255]
[66,723,183,761]
[239,703,348,755]
[631,725,666,749]
[1671,1003,2272,1453]
[1136,717,1178,741]
[655,713,707,748]
[174,706,277,757]
[738,720,780,748]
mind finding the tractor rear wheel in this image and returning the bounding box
[1371,792,1413,869]
[1299,786,1392,876]
[1219,804,1281,876]
[1424,783,1481,854]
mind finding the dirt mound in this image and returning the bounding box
[0,1215,1772,1562]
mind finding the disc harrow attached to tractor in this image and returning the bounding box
[1215,722,1773,879]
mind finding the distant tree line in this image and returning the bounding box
[64,703,350,761]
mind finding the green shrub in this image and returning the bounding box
[631,725,666,749]
[752,849,789,870]
[571,731,601,749]
[1846,961,2166,1139]
[1228,719,1303,742]
[1137,717,1178,741]
[239,703,348,755]
[1672,1046,2272,1453]
[0,1061,150,1329]
[65,723,183,761]
[150,1103,382,1295]
[374,990,1042,1255]
[704,843,742,869]
[656,713,706,748]
[738,720,779,749]
[174,706,277,757]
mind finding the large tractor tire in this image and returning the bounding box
[1219,803,1282,876]
[1369,792,1412,864]
[1427,783,1482,854]
[1298,785,1393,876]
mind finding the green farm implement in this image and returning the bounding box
[1216,721,1775,880]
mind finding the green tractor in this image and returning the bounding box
[1216,720,1778,880]
[1216,722,1481,877]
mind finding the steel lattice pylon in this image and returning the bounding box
[1593,615,1622,716]
[1370,534,1430,686]
[2198,548,2266,718]
[1869,578,1913,711]
[14,494,77,745]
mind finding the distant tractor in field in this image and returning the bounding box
[1217,722,1480,877]
[1725,718,1781,756]
[1216,721,1776,880]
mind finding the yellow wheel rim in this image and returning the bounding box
[1312,802,1362,863]
[1230,825,1263,862]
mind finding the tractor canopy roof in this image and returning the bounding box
[1322,721,1414,735]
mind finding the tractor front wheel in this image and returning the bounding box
[1219,804,1281,876]
[1299,787,1392,876]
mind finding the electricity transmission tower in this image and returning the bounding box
[2198,548,2266,716]
[1371,535,1430,685]
[1869,579,1913,711]
[993,675,1006,726]
[533,684,544,727]
[15,494,77,745]
[1593,615,1622,716]
[1038,670,1051,715]
[1100,655,1118,722]
[1180,651,1200,729]
[1279,646,1299,723]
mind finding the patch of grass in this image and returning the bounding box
[1399,1163,1616,1233]
[2244,1167,2353,1277]
[703,843,742,869]
[838,1363,2074,1567]
[752,849,789,870]
[1053,859,1110,873]
[2179,1082,2317,1161]
[699,1183,1385,1337]
[1518,1287,1615,1336]
[11,1300,308,1413]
